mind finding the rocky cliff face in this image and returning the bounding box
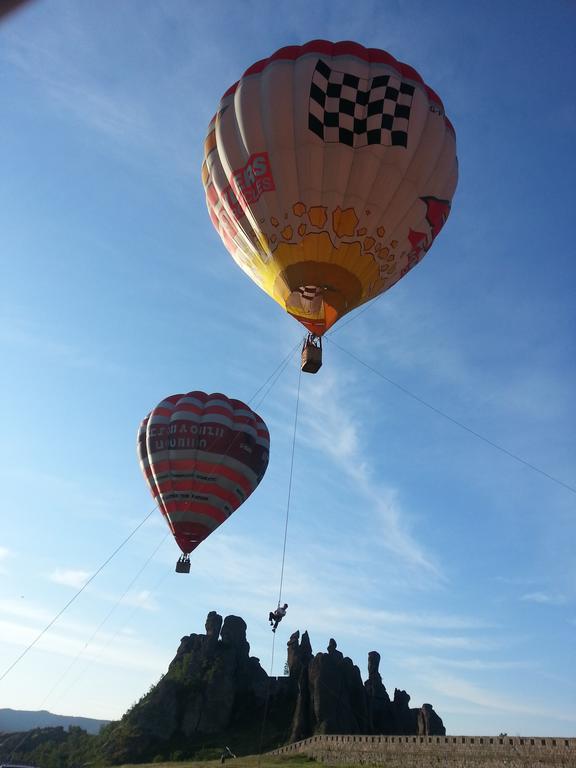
[286,633,443,741]
[101,612,445,764]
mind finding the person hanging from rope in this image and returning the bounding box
[268,603,288,632]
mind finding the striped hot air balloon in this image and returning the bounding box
[138,392,270,570]
[202,40,458,338]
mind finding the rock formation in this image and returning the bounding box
[305,637,368,735]
[365,650,393,732]
[419,702,446,736]
[287,631,444,741]
[101,611,445,764]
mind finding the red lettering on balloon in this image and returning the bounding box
[222,152,275,220]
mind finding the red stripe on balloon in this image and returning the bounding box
[156,479,242,507]
[165,500,228,523]
[145,459,255,496]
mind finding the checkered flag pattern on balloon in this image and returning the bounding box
[309,59,415,148]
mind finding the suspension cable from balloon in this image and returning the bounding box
[7,559,174,767]
[248,340,301,407]
[277,366,302,609]
[326,336,576,495]
[51,556,173,718]
[326,293,384,336]
[257,360,302,765]
[0,507,156,684]
[38,533,171,711]
[173,340,300,538]
[251,347,304,766]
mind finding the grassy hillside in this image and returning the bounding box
[114,758,319,768]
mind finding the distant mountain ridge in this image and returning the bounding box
[0,708,109,735]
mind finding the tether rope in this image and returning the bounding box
[5,561,174,767]
[50,563,173,712]
[174,339,299,541]
[38,533,171,709]
[277,366,302,608]
[249,341,300,407]
[326,336,576,496]
[0,507,156,684]
[257,365,302,764]
[326,297,382,336]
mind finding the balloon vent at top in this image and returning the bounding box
[202,40,458,336]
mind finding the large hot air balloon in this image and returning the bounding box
[202,40,458,371]
[138,392,270,572]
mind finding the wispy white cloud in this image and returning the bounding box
[417,669,576,724]
[0,617,167,673]
[340,283,573,433]
[353,607,488,631]
[297,369,443,581]
[0,546,12,574]
[402,654,534,672]
[492,575,539,587]
[178,533,486,662]
[1,11,205,182]
[0,590,169,678]
[49,568,91,589]
[0,597,53,624]
[521,591,567,606]
[121,590,159,612]
[2,465,139,530]
[46,565,163,609]
[0,314,127,374]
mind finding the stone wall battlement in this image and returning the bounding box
[270,733,576,766]
[272,734,576,750]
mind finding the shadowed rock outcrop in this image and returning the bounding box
[419,702,446,736]
[287,631,443,742]
[288,630,313,742]
[365,650,393,732]
[101,613,275,764]
[392,688,419,734]
[100,611,445,764]
[306,638,369,734]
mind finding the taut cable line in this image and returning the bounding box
[327,336,576,495]
[258,365,302,766]
[38,533,171,709]
[50,563,173,713]
[0,507,156,684]
[277,367,302,608]
[249,340,301,406]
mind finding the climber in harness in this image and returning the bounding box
[269,603,288,632]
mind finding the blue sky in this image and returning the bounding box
[1,0,575,739]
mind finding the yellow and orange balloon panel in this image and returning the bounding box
[202,40,458,335]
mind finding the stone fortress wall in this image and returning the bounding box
[270,733,576,767]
